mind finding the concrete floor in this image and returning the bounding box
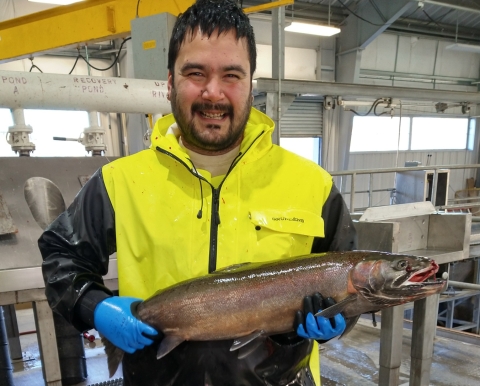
[8,309,480,386]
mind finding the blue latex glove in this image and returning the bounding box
[295,292,346,341]
[93,296,158,353]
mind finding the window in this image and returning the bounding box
[411,118,468,150]
[280,137,321,164]
[1,109,90,157]
[350,116,471,152]
[0,109,13,156]
[350,116,410,152]
[468,119,476,151]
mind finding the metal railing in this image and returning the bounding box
[330,164,480,212]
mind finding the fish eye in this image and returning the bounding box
[396,260,408,270]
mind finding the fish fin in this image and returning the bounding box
[156,335,184,359]
[212,262,252,273]
[314,295,357,318]
[101,336,124,378]
[230,330,265,351]
[236,337,265,359]
[340,315,361,339]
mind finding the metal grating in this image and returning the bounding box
[87,379,123,386]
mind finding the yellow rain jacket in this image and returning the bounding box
[40,107,357,386]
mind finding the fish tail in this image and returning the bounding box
[101,335,124,378]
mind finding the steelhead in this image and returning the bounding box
[104,250,445,376]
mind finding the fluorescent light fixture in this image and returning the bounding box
[285,22,340,37]
[445,43,480,53]
[29,0,84,5]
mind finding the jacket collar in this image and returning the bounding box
[151,108,275,166]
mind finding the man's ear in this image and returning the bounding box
[167,71,173,100]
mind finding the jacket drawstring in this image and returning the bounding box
[190,162,204,219]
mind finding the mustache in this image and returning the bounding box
[191,102,234,115]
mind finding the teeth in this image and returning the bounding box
[201,112,224,119]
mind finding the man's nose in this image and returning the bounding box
[201,77,224,103]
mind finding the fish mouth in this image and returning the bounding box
[402,260,439,286]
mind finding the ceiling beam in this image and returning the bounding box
[0,0,195,63]
[255,77,480,103]
[421,0,480,14]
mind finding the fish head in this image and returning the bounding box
[350,252,446,307]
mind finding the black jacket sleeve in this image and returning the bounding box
[312,183,357,253]
[38,169,115,332]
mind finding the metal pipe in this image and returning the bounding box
[330,163,480,176]
[446,280,480,291]
[421,0,480,15]
[255,78,480,103]
[0,306,14,386]
[0,70,170,114]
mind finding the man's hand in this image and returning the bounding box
[93,296,158,353]
[294,292,346,342]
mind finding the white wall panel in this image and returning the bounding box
[396,37,437,75]
[436,41,480,79]
[255,44,317,80]
[361,34,398,71]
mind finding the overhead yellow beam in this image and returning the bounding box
[0,0,195,63]
[0,0,293,64]
[244,0,294,14]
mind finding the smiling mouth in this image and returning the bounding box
[200,111,227,120]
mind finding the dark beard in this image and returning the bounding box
[170,90,251,152]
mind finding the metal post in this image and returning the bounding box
[369,173,374,208]
[409,294,440,386]
[350,172,356,212]
[0,306,14,386]
[379,305,404,386]
[3,304,22,360]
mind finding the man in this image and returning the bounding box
[39,0,356,385]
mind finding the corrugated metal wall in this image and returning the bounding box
[342,32,480,210]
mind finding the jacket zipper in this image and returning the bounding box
[209,188,221,273]
[156,131,264,273]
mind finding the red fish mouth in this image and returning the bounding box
[403,260,439,285]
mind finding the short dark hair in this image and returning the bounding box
[168,0,256,79]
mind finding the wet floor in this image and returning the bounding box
[319,318,480,385]
[10,309,480,386]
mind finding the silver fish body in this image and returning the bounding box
[105,250,445,376]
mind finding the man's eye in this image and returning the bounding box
[225,74,240,81]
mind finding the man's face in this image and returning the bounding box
[168,29,252,155]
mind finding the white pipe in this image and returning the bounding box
[0,70,171,114]
[11,108,27,125]
[88,111,99,127]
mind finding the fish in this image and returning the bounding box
[103,250,445,376]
